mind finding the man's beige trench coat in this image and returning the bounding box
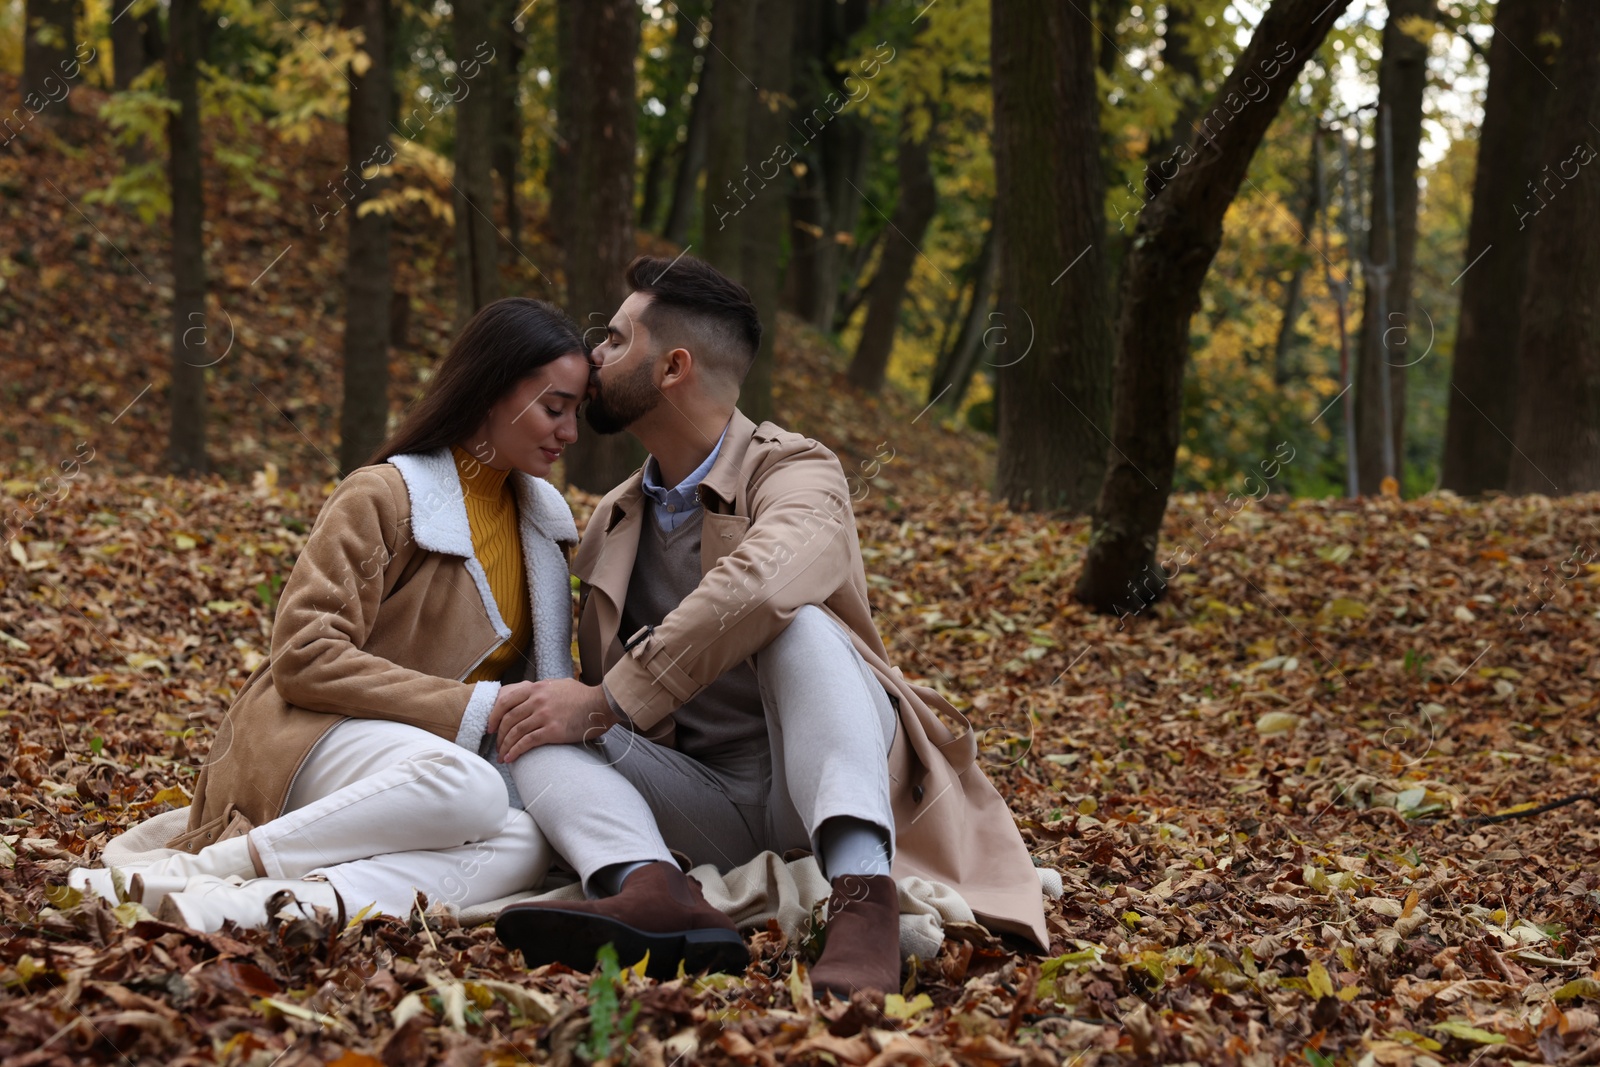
[169,446,579,854]
[576,409,1049,950]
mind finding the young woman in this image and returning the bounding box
[70,297,592,931]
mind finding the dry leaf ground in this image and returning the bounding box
[5,81,1600,1066]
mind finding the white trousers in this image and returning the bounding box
[510,605,898,893]
[250,718,551,916]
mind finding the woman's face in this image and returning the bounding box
[473,352,591,477]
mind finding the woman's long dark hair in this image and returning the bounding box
[362,297,585,469]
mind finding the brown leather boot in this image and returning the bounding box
[495,861,749,980]
[810,874,902,997]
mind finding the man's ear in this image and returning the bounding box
[658,345,694,389]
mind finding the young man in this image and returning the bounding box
[488,255,1046,995]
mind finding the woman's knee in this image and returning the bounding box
[409,747,510,841]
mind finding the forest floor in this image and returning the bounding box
[5,80,1600,1066]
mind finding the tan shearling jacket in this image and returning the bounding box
[167,447,578,854]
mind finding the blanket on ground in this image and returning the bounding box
[99,810,1064,960]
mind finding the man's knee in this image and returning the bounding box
[762,604,849,671]
[509,736,632,812]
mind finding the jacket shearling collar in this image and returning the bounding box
[387,447,579,556]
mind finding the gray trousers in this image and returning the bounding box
[509,606,897,893]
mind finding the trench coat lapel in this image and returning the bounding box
[697,409,757,571]
[572,477,646,676]
[576,410,759,673]
[696,409,756,510]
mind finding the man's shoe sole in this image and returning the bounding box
[495,905,750,980]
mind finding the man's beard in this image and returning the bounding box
[585,357,663,435]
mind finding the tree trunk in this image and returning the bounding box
[338,0,393,474]
[1074,0,1350,613]
[112,1,161,167]
[662,74,710,245]
[810,118,872,331]
[453,0,500,329]
[1506,0,1600,495]
[832,226,883,333]
[783,1,830,325]
[991,0,1112,512]
[783,0,871,331]
[662,0,712,247]
[639,142,670,233]
[1096,0,1132,310]
[112,0,157,90]
[489,0,524,249]
[929,218,998,412]
[558,0,645,492]
[21,0,75,123]
[845,114,937,394]
[1272,129,1322,387]
[1144,0,1202,201]
[549,0,575,246]
[736,0,793,422]
[1095,0,1130,76]
[643,0,703,236]
[1353,0,1432,495]
[700,0,755,274]
[929,223,986,399]
[166,0,207,476]
[1329,130,1362,497]
[1440,0,1562,495]
[930,259,974,387]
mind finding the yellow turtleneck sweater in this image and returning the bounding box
[452,445,532,684]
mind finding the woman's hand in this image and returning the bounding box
[488,679,619,761]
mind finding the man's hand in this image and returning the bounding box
[488,678,618,761]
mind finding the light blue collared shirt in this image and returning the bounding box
[639,422,729,532]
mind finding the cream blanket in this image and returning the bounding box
[101,810,1063,960]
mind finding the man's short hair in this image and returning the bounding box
[624,254,763,384]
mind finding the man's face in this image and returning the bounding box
[586,292,663,435]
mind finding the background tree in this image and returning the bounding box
[735,0,794,423]
[1094,0,1131,76]
[110,0,161,92]
[1440,0,1562,495]
[452,0,499,328]
[1,0,1569,509]
[926,210,996,413]
[21,0,74,117]
[338,0,394,473]
[1075,0,1352,613]
[1353,0,1434,495]
[845,107,938,394]
[661,0,712,247]
[166,0,206,476]
[1144,0,1203,201]
[557,0,644,493]
[488,0,525,248]
[548,0,575,244]
[1269,128,1323,390]
[638,0,705,236]
[699,0,755,274]
[784,0,873,332]
[1506,0,1600,495]
[990,0,1110,512]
